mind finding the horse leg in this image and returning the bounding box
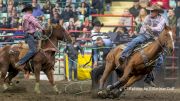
[111,75,144,98]
[5,70,19,86]
[34,64,41,94]
[0,66,8,90]
[99,62,114,90]
[107,64,133,91]
[44,69,60,94]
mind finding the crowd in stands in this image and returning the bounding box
[0,0,180,43]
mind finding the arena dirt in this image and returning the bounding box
[0,79,180,101]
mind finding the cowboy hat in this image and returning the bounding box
[146,4,164,13]
[22,4,33,12]
[92,20,104,27]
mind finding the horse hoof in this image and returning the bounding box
[56,91,61,95]
[106,85,113,91]
[3,84,8,90]
[97,90,108,99]
[35,91,41,94]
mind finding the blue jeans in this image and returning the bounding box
[18,33,37,65]
[68,58,77,80]
[120,34,150,59]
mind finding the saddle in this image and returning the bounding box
[119,41,156,66]
[119,42,152,52]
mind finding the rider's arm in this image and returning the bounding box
[93,46,98,63]
[77,43,84,56]
[150,18,166,32]
[28,15,43,30]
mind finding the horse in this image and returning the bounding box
[91,25,176,98]
[0,24,72,94]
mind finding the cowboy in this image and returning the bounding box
[92,37,113,68]
[119,5,166,86]
[64,38,84,81]
[15,4,43,71]
[91,20,108,41]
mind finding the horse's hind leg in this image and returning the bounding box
[44,69,59,94]
[99,62,114,90]
[34,64,41,94]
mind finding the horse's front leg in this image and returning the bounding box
[0,66,8,90]
[5,70,19,86]
[34,64,41,94]
[44,69,60,94]
[110,75,144,98]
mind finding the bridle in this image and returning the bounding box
[148,28,174,54]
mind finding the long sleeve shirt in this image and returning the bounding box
[139,15,166,37]
[64,43,84,60]
[93,39,113,62]
[22,12,43,34]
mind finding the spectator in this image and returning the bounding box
[91,20,108,41]
[64,37,84,81]
[51,13,60,24]
[175,0,180,20]
[42,0,53,14]
[80,27,91,38]
[11,17,19,28]
[32,3,44,17]
[92,0,105,14]
[135,8,148,34]
[113,26,129,44]
[129,0,141,18]
[105,0,112,12]
[74,18,82,30]
[168,8,177,29]
[0,17,8,28]
[60,5,74,22]
[175,0,180,37]
[67,21,76,31]
[82,17,92,30]
[76,2,87,16]
[119,8,133,31]
[0,0,6,13]
[7,0,14,14]
[52,3,61,14]
[79,27,91,45]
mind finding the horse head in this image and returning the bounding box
[46,24,72,42]
[159,24,176,53]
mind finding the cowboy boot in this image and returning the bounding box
[119,56,125,65]
[15,63,26,72]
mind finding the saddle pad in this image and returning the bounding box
[18,42,29,60]
[119,42,152,52]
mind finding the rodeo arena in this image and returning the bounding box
[0,0,180,101]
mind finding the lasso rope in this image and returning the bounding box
[64,80,91,95]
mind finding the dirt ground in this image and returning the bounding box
[0,79,180,101]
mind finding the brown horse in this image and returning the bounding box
[92,25,175,98]
[0,25,72,94]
